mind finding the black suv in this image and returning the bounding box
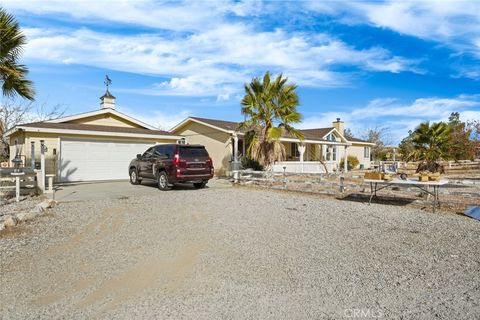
[129,144,214,190]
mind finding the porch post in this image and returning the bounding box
[242,136,246,156]
[297,143,306,173]
[233,133,239,161]
[344,146,348,173]
[297,143,306,162]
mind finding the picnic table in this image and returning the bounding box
[364,178,449,213]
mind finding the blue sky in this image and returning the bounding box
[4,0,480,144]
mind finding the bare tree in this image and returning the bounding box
[343,127,355,139]
[0,98,65,159]
[363,126,392,161]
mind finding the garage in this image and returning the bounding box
[5,91,182,183]
[59,139,154,182]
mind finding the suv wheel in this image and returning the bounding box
[129,169,141,185]
[157,171,171,191]
[193,181,207,189]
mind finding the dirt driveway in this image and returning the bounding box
[1,180,479,319]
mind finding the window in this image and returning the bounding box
[364,147,370,159]
[332,146,337,161]
[155,145,175,158]
[179,146,208,157]
[177,138,186,145]
[326,133,336,141]
[142,147,155,158]
[291,143,300,158]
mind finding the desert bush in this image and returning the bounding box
[340,155,360,170]
[241,156,264,171]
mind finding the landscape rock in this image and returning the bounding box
[47,200,58,208]
[15,212,30,221]
[0,222,4,232]
[3,215,18,228]
[32,201,50,213]
[16,211,39,222]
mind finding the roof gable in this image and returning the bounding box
[171,117,351,143]
[5,121,181,139]
[46,109,157,130]
[170,117,240,134]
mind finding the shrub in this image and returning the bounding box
[340,155,360,170]
[241,156,264,171]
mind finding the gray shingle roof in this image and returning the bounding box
[20,121,176,136]
[189,117,337,141]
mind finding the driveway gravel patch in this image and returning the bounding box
[1,182,479,319]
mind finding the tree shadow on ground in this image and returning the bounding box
[339,193,417,206]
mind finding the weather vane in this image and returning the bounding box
[104,74,112,90]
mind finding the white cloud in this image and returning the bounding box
[307,1,480,60]
[3,0,231,32]
[354,1,480,42]
[21,24,419,98]
[116,105,190,131]
[301,94,480,144]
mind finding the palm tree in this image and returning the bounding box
[0,7,35,101]
[238,72,304,167]
[408,121,452,172]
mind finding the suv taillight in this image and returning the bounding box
[207,156,212,165]
[173,154,180,166]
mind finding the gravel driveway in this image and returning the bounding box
[1,180,479,319]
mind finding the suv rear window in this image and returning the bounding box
[179,146,208,158]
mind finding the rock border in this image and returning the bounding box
[0,199,57,232]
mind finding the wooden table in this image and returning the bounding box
[364,179,449,213]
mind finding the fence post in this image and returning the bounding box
[40,140,46,193]
[31,141,35,170]
[340,176,345,193]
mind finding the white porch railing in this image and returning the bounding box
[272,161,338,174]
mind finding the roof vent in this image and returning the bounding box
[100,75,115,109]
[100,90,116,109]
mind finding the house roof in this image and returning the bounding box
[190,117,242,132]
[347,137,375,145]
[45,108,158,130]
[100,89,116,99]
[171,116,350,145]
[176,117,336,139]
[20,122,173,135]
[300,128,335,140]
[5,121,181,139]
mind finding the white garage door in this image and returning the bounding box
[59,139,154,182]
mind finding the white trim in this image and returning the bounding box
[45,108,158,130]
[9,126,182,140]
[324,128,350,143]
[350,140,376,146]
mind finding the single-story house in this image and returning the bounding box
[4,90,182,182]
[170,117,374,175]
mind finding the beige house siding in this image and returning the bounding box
[65,113,144,128]
[172,122,233,176]
[348,144,371,169]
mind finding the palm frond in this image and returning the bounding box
[0,8,35,101]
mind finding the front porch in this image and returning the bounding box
[272,141,349,174]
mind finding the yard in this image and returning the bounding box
[1,180,479,319]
